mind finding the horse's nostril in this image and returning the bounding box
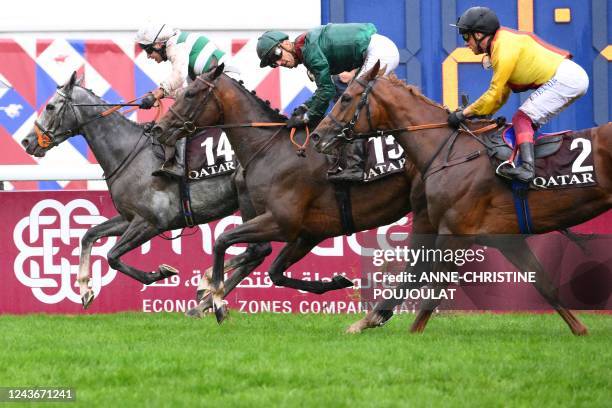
[21,139,29,148]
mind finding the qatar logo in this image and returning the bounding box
[13,199,117,304]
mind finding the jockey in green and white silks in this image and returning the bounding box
[256,23,400,182]
[160,31,239,96]
[135,23,240,179]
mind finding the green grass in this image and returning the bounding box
[0,312,611,407]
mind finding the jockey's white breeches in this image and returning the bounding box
[360,34,400,77]
[519,58,589,126]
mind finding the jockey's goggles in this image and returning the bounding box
[265,46,283,68]
[461,32,471,42]
[139,43,157,55]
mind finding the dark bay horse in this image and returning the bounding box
[21,72,272,309]
[152,65,429,323]
[314,61,612,334]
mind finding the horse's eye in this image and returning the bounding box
[341,94,352,103]
[46,104,55,111]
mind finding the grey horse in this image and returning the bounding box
[21,72,271,309]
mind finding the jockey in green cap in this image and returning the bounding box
[257,23,400,182]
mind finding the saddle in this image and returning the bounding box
[483,125,567,162]
[150,128,237,182]
[325,136,406,184]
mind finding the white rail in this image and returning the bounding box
[0,164,104,181]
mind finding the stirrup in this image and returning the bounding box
[495,160,515,180]
[152,162,183,179]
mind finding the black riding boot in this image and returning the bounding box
[498,142,535,183]
[152,138,185,179]
[327,140,365,182]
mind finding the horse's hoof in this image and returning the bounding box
[81,290,95,310]
[377,310,394,326]
[345,321,365,334]
[159,264,179,278]
[185,308,205,319]
[199,294,213,310]
[573,326,589,336]
[214,304,229,325]
[196,289,209,302]
[409,323,425,334]
[333,275,354,289]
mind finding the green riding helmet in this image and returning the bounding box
[257,31,289,68]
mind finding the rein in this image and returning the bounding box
[328,75,501,179]
[35,91,162,148]
[168,77,287,134]
[34,87,161,185]
[166,75,309,157]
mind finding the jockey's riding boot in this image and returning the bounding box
[152,139,185,179]
[499,142,535,183]
[327,140,365,183]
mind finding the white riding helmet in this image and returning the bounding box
[135,23,178,45]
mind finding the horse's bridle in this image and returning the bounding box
[34,89,84,148]
[324,75,499,179]
[166,76,224,135]
[33,86,150,184]
[327,77,379,142]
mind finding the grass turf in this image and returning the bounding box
[0,312,610,407]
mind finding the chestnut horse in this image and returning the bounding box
[314,61,612,335]
[154,66,593,334]
[152,65,431,323]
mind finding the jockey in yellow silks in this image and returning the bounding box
[448,6,589,183]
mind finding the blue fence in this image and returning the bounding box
[321,0,611,132]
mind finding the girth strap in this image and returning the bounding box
[333,183,355,236]
[179,178,196,227]
[511,180,533,234]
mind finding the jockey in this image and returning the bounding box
[448,6,589,183]
[256,23,400,182]
[135,23,240,179]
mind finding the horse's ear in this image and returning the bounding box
[64,71,78,92]
[365,60,381,81]
[212,63,225,80]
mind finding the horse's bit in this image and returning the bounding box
[34,89,83,147]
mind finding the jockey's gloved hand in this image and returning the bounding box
[292,104,308,117]
[139,93,157,110]
[495,116,507,127]
[447,109,466,129]
[286,109,310,129]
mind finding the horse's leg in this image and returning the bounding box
[195,243,272,301]
[266,238,353,294]
[210,211,284,323]
[78,215,129,309]
[408,235,473,334]
[409,282,449,333]
[497,238,589,336]
[196,177,271,302]
[106,216,177,285]
[210,213,353,323]
[347,276,431,334]
[347,233,438,334]
[186,246,269,318]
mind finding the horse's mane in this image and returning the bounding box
[225,75,288,121]
[384,72,446,111]
[75,85,146,131]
